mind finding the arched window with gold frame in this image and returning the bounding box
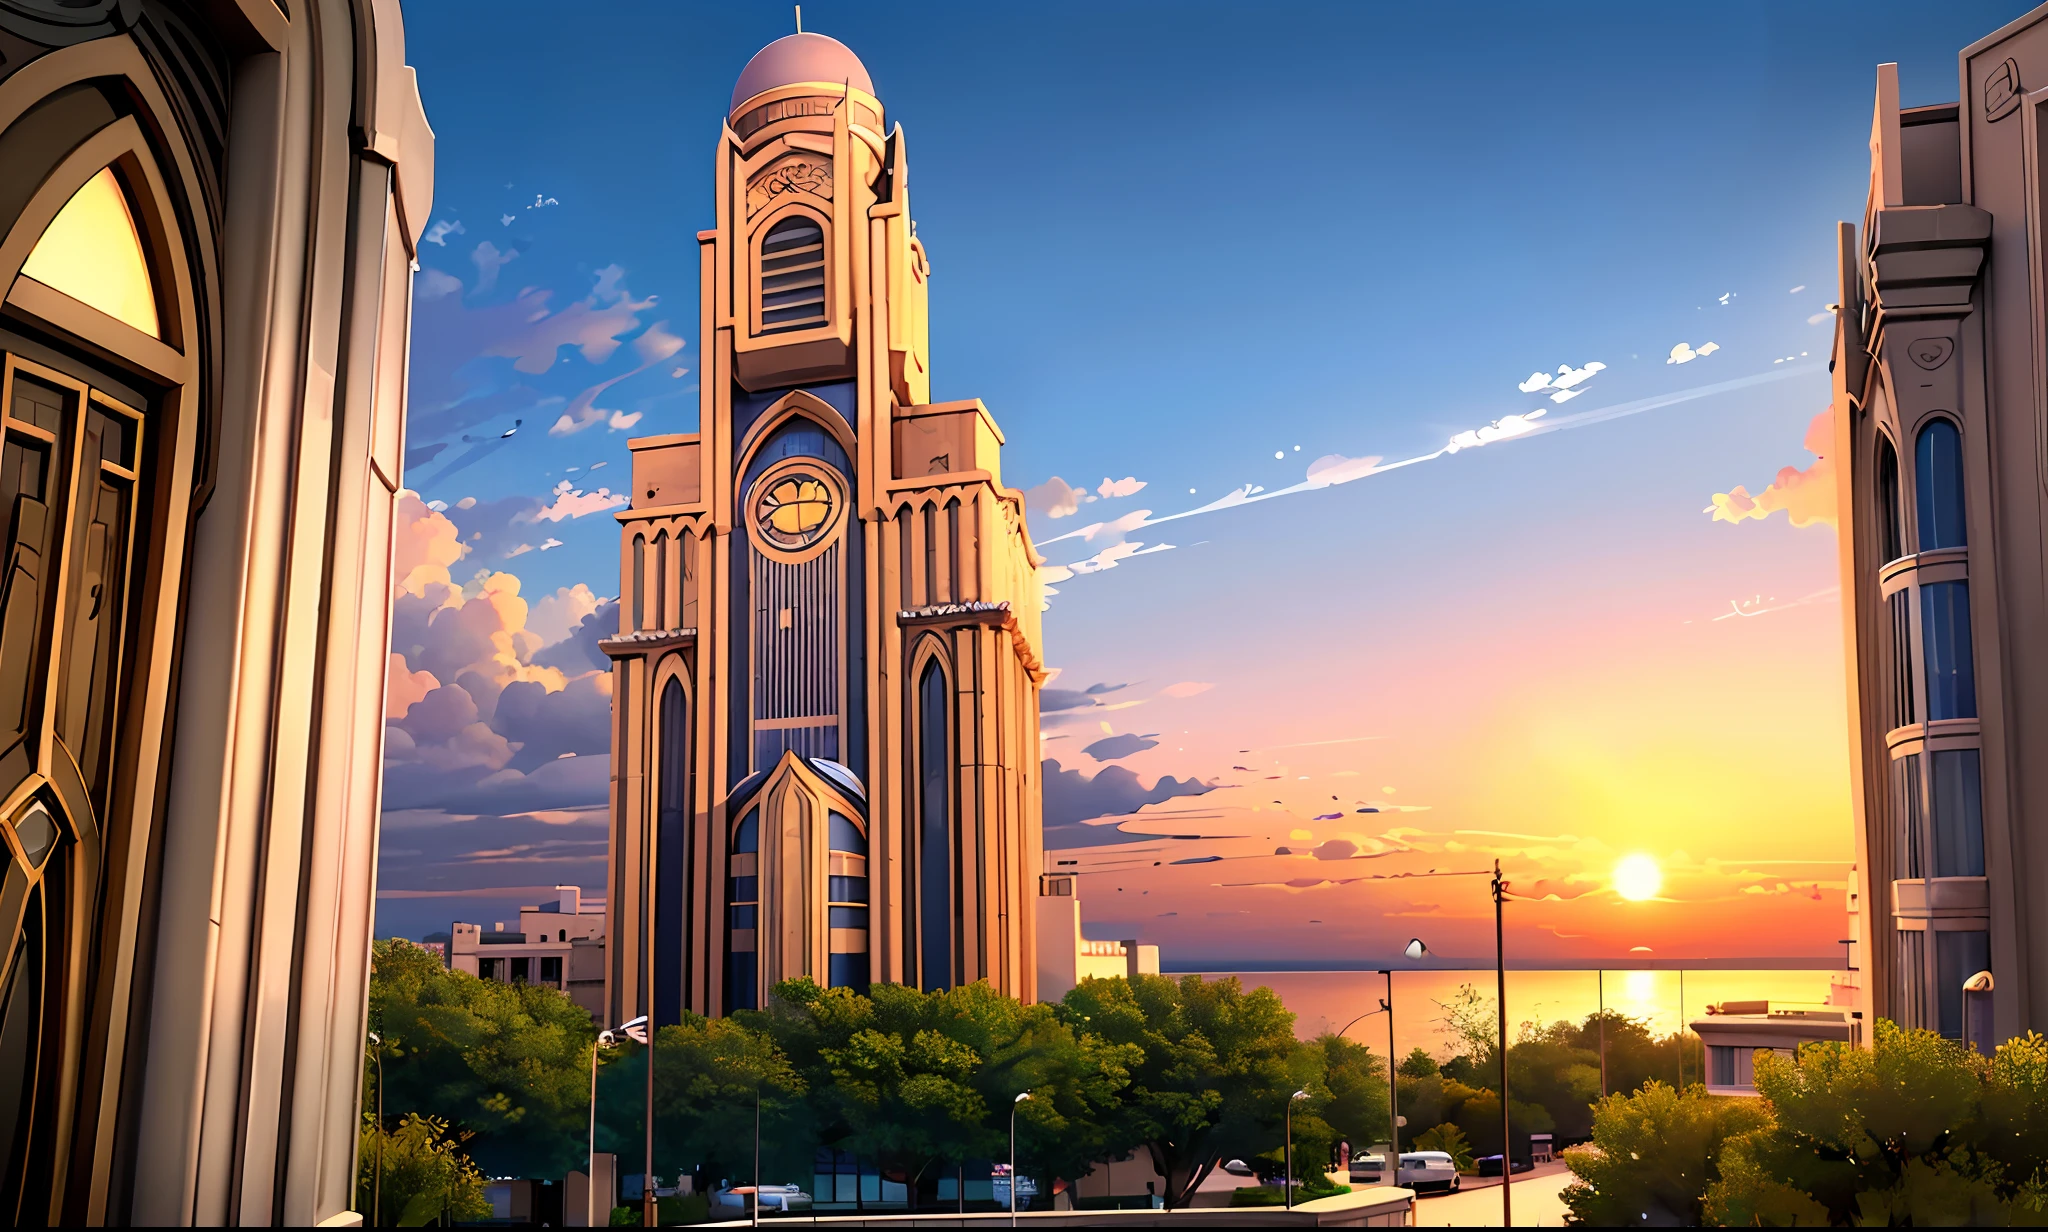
[0,83,203,1225]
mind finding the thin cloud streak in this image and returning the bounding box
[1038,366,1817,552]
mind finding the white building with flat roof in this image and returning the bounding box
[451,886,607,1018]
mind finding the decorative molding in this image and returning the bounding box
[600,628,698,658]
[746,153,831,218]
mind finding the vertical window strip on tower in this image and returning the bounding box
[1915,419,1967,552]
[1877,435,1903,564]
[760,216,826,329]
[827,811,868,990]
[1930,749,1985,878]
[1920,581,1976,720]
[654,679,690,1024]
[728,810,759,1012]
[916,658,951,991]
[1894,753,1923,881]
[1895,928,1927,1032]
[751,539,840,764]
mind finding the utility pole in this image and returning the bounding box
[1493,859,1511,1229]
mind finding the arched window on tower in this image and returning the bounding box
[759,215,826,330]
[827,812,869,991]
[727,809,759,1012]
[654,678,690,1024]
[1915,418,1966,551]
[916,657,952,991]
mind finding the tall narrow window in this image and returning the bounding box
[827,812,869,991]
[1934,930,1990,1041]
[1930,749,1985,878]
[1921,581,1976,720]
[1876,435,1903,563]
[1887,590,1915,730]
[1895,754,1924,880]
[727,810,759,1012]
[654,679,689,1024]
[917,658,952,991]
[1915,419,1966,550]
[760,215,826,330]
[1894,928,1927,1031]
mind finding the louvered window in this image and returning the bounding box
[760,215,826,330]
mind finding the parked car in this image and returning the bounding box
[1348,1153,1385,1185]
[1345,1151,1457,1192]
[713,1183,812,1213]
[1475,1155,1535,1177]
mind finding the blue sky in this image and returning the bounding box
[378,1,2031,955]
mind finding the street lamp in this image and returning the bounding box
[1283,1090,1310,1210]
[1011,1092,1033,1226]
[606,1016,649,1227]
[366,1032,384,1227]
[752,1084,763,1230]
[590,1020,642,1228]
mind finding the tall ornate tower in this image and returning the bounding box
[604,32,1047,1021]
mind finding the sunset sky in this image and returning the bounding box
[375,0,2033,967]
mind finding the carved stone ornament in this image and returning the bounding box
[748,155,833,217]
[1908,336,1955,370]
[1986,58,2022,123]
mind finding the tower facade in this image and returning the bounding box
[604,33,1047,1021]
[1831,6,2048,1050]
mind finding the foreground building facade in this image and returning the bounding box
[605,33,1047,1023]
[1833,4,2048,1047]
[0,0,431,1223]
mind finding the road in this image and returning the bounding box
[1409,1161,1576,1227]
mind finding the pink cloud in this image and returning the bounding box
[1707,409,1836,529]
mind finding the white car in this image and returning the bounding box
[714,1183,813,1213]
[1357,1151,1459,1194]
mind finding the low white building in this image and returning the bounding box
[1692,1001,1859,1096]
[1036,859,1161,1003]
[450,886,607,1018]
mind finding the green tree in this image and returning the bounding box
[1064,974,1313,1208]
[1703,1024,2048,1227]
[1313,1033,1392,1153]
[366,938,600,1177]
[1411,1123,1474,1172]
[1506,1020,1603,1142]
[1559,1081,1768,1226]
[355,1112,494,1226]
[759,978,1134,1202]
[1397,1047,1439,1079]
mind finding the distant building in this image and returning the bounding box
[451,887,607,1018]
[1036,861,1161,1003]
[1830,6,2048,1047]
[409,940,447,963]
[1692,1002,1858,1096]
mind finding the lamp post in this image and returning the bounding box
[752,1085,763,1230]
[1011,1092,1032,1226]
[1492,859,1512,1230]
[589,1022,640,1228]
[1283,1090,1309,1210]
[608,1016,649,1226]
[366,1032,384,1227]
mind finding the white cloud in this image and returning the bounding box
[471,241,519,295]
[1446,409,1546,452]
[1667,341,1720,365]
[1807,311,1833,325]
[548,319,685,435]
[1789,285,1806,294]
[1065,540,1174,575]
[534,479,627,522]
[1303,453,1384,487]
[1024,476,1084,519]
[538,538,564,551]
[1097,476,1146,499]
[1072,508,1153,543]
[500,214,515,227]
[507,543,535,557]
[1518,360,1605,397]
[416,267,463,301]
[1160,681,1214,698]
[423,219,465,247]
[529,583,606,647]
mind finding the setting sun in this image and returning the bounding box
[1614,853,1664,902]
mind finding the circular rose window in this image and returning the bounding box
[754,472,837,549]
